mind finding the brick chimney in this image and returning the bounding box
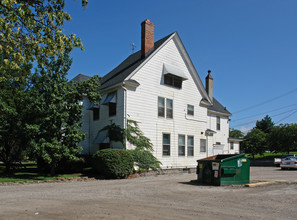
[141,19,154,58]
[205,70,213,102]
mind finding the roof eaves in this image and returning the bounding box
[173,33,212,103]
[208,109,232,117]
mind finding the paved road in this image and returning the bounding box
[0,167,296,220]
[250,166,297,182]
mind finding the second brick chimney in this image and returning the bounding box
[205,70,213,102]
[141,19,154,58]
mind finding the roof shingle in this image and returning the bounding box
[100,33,174,90]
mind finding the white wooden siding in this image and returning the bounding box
[127,38,213,168]
[81,89,125,154]
[79,36,231,168]
[207,113,230,154]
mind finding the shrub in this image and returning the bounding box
[37,157,85,174]
[92,149,134,179]
[130,149,161,172]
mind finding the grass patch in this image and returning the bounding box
[0,174,75,183]
[0,162,80,183]
[247,152,297,160]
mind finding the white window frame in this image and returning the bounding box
[162,133,171,156]
[230,142,234,150]
[178,135,185,156]
[187,104,194,116]
[187,136,194,156]
[200,139,206,152]
[158,96,173,119]
[216,116,221,130]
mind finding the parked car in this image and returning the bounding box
[274,154,296,167]
[280,157,297,170]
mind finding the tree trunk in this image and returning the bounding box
[4,162,13,174]
[50,161,56,176]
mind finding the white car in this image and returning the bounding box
[280,157,297,170]
[274,154,295,166]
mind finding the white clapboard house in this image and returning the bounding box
[72,19,240,168]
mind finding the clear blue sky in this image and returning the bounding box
[64,0,297,133]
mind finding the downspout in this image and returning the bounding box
[88,104,91,155]
[206,135,208,157]
[121,85,127,149]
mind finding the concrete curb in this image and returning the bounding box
[245,180,297,187]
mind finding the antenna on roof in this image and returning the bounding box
[131,43,136,54]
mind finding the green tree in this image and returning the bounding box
[99,119,161,171]
[229,128,244,138]
[255,115,274,133]
[241,128,268,158]
[126,119,153,151]
[269,124,297,153]
[0,0,87,81]
[0,1,89,173]
[0,80,36,173]
[101,123,125,144]
[30,54,100,176]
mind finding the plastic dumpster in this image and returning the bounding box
[197,154,250,186]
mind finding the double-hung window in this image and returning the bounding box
[216,116,221,130]
[158,97,173,119]
[166,99,173,118]
[200,139,206,152]
[158,97,165,117]
[187,136,194,156]
[230,142,234,150]
[187,105,194,116]
[163,133,170,156]
[178,135,185,156]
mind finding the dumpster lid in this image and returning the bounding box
[197,154,247,162]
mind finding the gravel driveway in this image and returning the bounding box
[0,167,296,220]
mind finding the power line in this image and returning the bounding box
[231,107,297,128]
[232,88,297,115]
[231,103,297,123]
[275,109,297,125]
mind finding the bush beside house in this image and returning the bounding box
[92,149,134,179]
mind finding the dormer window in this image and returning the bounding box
[163,63,187,89]
[164,74,182,88]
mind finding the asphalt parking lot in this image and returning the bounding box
[0,167,296,220]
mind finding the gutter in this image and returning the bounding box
[121,85,128,149]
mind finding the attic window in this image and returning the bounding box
[163,64,187,89]
[164,74,182,88]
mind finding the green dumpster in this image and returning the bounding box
[197,154,250,186]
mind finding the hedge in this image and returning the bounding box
[92,149,134,179]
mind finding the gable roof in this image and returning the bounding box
[71,74,91,83]
[208,98,232,116]
[100,33,174,90]
[78,31,231,117]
